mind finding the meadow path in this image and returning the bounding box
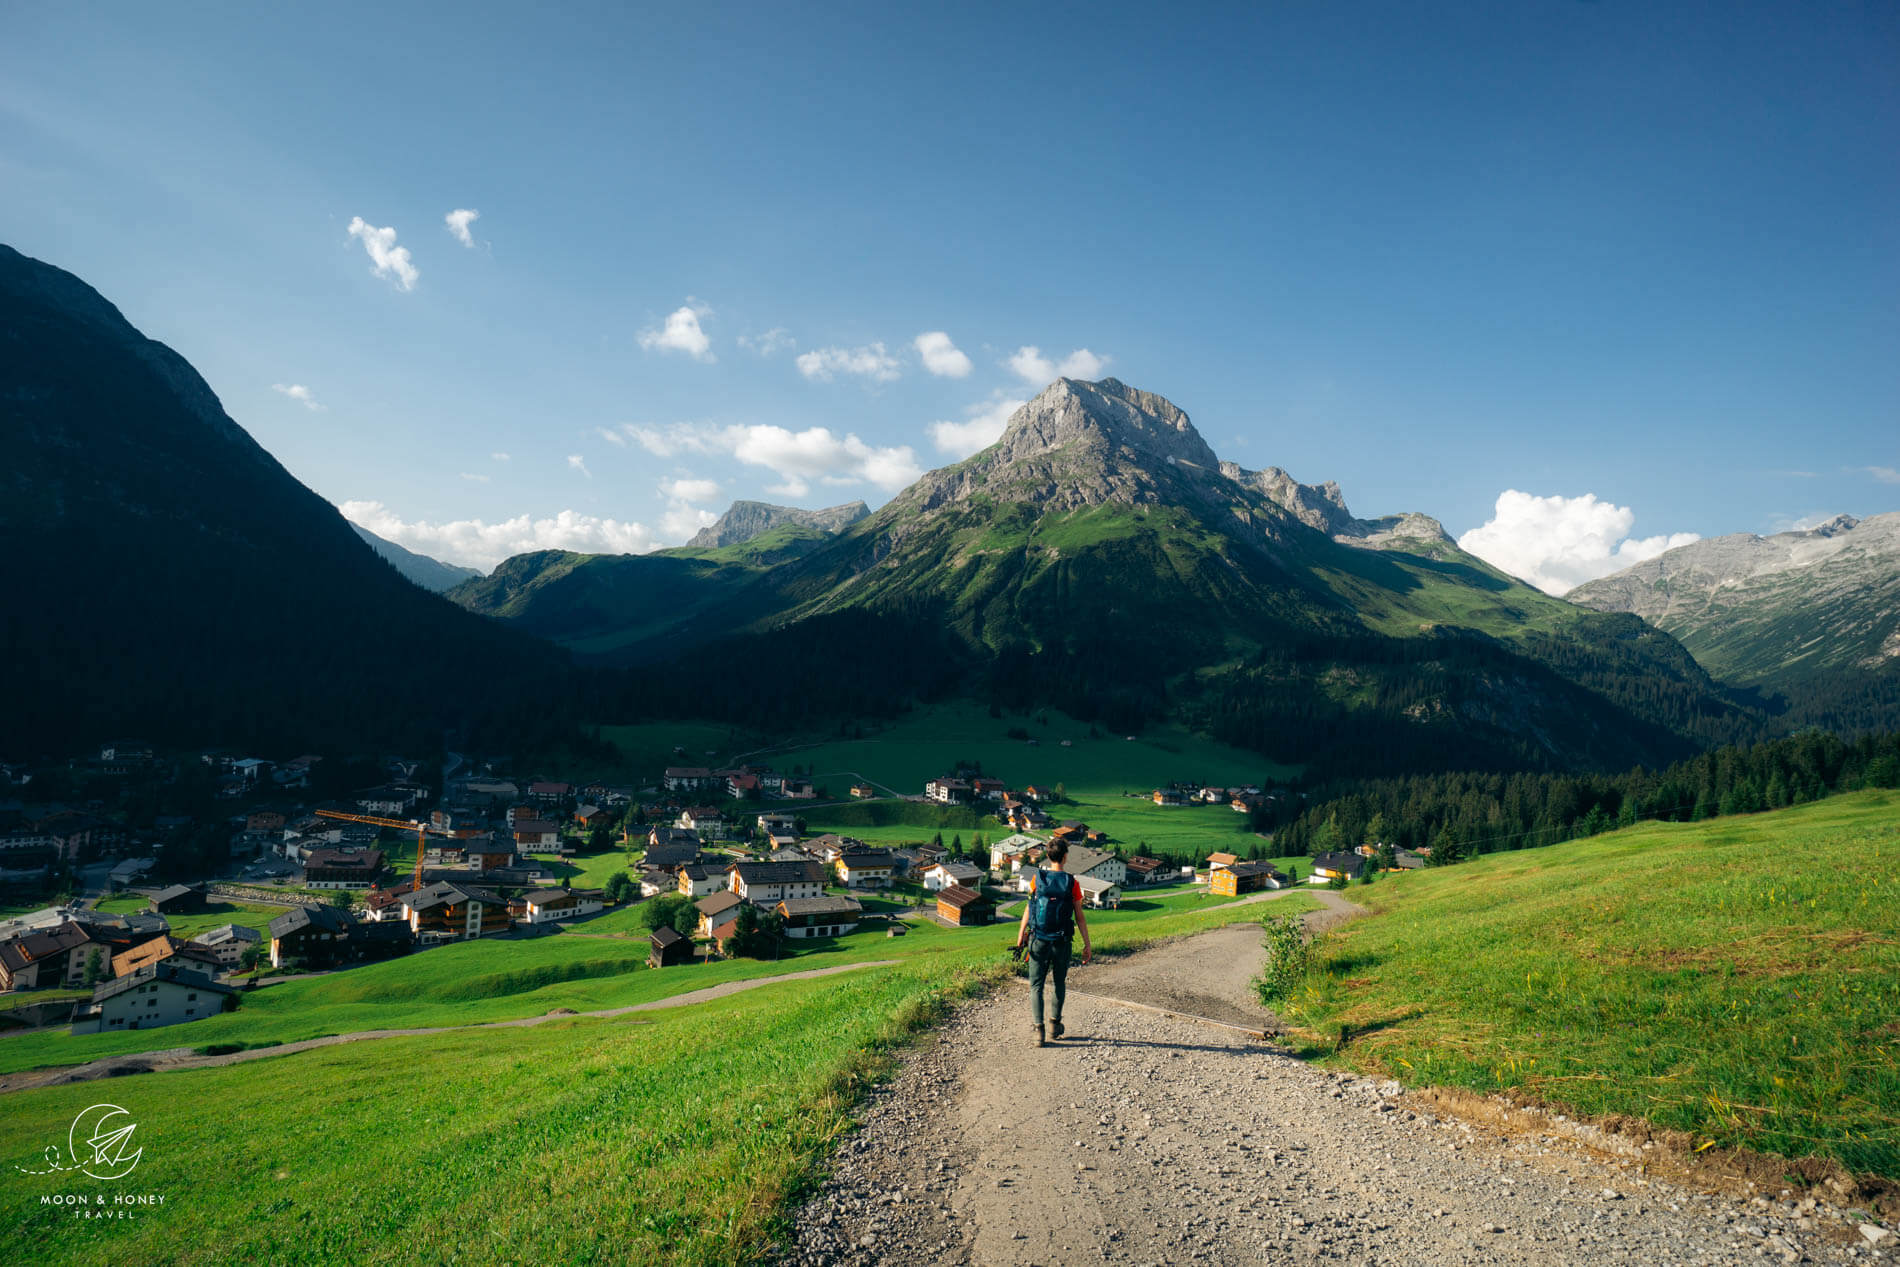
[0,959,898,1094]
[786,915,1875,1266]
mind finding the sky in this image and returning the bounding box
[3,1,1896,590]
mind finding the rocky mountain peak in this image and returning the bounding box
[686,499,870,549]
[992,378,1221,472]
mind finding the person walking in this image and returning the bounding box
[1013,837,1092,1046]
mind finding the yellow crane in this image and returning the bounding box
[315,809,430,892]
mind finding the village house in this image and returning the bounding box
[848,783,877,800]
[648,926,694,967]
[1205,852,1240,874]
[267,904,354,968]
[1006,804,1052,832]
[302,848,385,890]
[362,885,415,923]
[988,833,1043,871]
[925,776,973,805]
[1310,851,1368,883]
[353,785,412,816]
[1210,861,1288,897]
[515,888,606,924]
[779,776,816,799]
[1198,786,1228,804]
[805,834,862,863]
[574,804,609,831]
[1015,844,1125,893]
[1151,787,1188,807]
[778,895,863,938]
[1354,842,1426,870]
[646,835,703,870]
[936,885,995,926]
[1124,856,1169,886]
[148,883,207,914]
[971,776,1006,800]
[694,890,744,938]
[512,819,560,851]
[675,863,727,898]
[729,859,825,906]
[756,812,799,846]
[246,809,287,836]
[111,934,184,979]
[70,961,236,1035]
[663,766,717,794]
[1076,875,1123,909]
[189,923,261,968]
[404,881,511,942]
[922,860,985,892]
[0,920,95,990]
[1022,785,1054,803]
[528,781,573,806]
[725,771,760,798]
[834,849,895,889]
[678,806,726,835]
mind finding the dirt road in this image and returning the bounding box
[785,923,1881,1266]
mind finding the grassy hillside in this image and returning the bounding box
[1,895,1315,1265]
[1282,791,1900,1177]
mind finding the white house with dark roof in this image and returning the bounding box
[70,961,236,1034]
[729,859,825,906]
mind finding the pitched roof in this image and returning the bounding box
[92,959,234,1003]
[268,904,352,938]
[191,923,260,946]
[1076,875,1121,894]
[649,926,686,948]
[936,884,991,909]
[1227,861,1285,879]
[778,896,864,918]
[695,890,744,916]
[837,850,894,867]
[1063,846,1116,877]
[1313,851,1368,875]
[731,860,824,885]
[929,860,984,879]
[405,880,507,911]
[150,883,198,903]
[1206,852,1240,866]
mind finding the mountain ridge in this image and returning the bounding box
[685,498,869,549]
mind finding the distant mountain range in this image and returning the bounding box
[685,499,868,549]
[453,378,1761,774]
[1570,513,1900,732]
[0,244,563,755]
[353,524,483,592]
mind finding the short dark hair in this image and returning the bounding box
[1046,838,1069,863]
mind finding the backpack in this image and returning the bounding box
[1028,868,1076,942]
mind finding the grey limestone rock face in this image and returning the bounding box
[686,499,871,549]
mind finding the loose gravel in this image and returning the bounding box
[785,927,1892,1266]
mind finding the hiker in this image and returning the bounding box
[1013,837,1092,1046]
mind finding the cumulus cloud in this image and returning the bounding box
[796,343,901,383]
[1457,490,1700,596]
[272,383,324,411]
[346,217,419,290]
[660,477,721,503]
[340,500,658,571]
[567,454,592,479]
[1007,345,1108,386]
[661,502,719,540]
[738,328,795,356]
[638,303,715,362]
[445,208,480,247]
[623,421,922,494]
[914,331,973,378]
[928,394,1027,458]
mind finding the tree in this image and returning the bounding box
[932,832,944,849]
[603,871,634,903]
[329,889,354,910]
[1055,781,1067,802]
[81,947,105,987]
[640,892,696,936]
[726,902,784,959]
[239,944,264,982]
[950,834,963,855]
[1363,812,1387,848]
[1310,812,1342,857]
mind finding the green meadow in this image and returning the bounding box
[93,896,291,942]
[1282,790,1900,1178]
[0,893,1316,1266]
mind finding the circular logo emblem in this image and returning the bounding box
[69,1103,142,1180]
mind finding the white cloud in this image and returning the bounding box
[1862,465,1900,485]
[567,454,592,479]
[491,452,511,461]
[594,426,628,447]
[444,208,480,247]
[459,472,490,483]
[638,303,715,362]
[928,394,1027,458]
[796,343,901,383]
[661,502,719,541]
[272,383,324,411]
[346,217,419,291]
[340,500,658,571]
[1457,490,1700,596]
[738,328,795,356]
[1007,345,1108,386]
[914,331,973,378]
[623,421,923,493]
[660,477,721,503]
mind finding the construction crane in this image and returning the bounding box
[315,809,430,892]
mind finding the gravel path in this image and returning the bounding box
[786,927,1890,1266]
[0,959,898,1094]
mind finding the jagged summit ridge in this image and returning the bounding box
[992,377,1222,471]
[686,499,869,549]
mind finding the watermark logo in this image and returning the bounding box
[15,1103,143,1181]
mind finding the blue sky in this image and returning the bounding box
[3,1,1896,587]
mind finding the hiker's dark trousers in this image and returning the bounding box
[1027,937,1072,1026]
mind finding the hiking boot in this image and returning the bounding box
[1034,1024,1046,1048]
[1050,1020,1065,1040]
